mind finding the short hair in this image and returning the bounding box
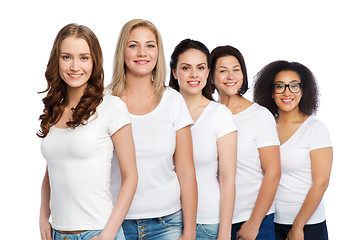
[107,19,166,100]
[169,39,213,100]
[38,23,104,138]
[253,60,319,117]
[209,45,248,96]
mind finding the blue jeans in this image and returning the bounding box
[52,228,125,240]
[122,209,183,240]
[196,223,219,239]
[231,214,275,240]
[274,220,328,240]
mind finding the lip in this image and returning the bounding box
[281,98,294,103]
[134,60,149,65]
[68,73,84,79]
[224,82,237,87]
[187,81,200,87]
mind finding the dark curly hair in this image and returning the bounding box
[253,60,319,117]
[37,23,104,138]
[169,39,213,100]
[209,45,248,96]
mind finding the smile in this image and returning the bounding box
[187,81,200,87]
[134,60,149,64]
[224,82,237,86]
[281,98,293,103]
[68,73,83,78]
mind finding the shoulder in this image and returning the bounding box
[305,116,329,132]
[99,95,128,113]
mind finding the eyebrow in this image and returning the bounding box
[218,64,240,68]
[128,40,157,44]
[275,80,300,84]
[60,52,91,55]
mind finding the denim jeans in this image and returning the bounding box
[231,214,275,240]
[195,223,219,239]
[274,220,328,240]
[52,228,125,240]
[122,209,183,240]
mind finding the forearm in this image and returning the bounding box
[101,175,138,239]
[179,173,197,239]
[40,168,51,221]
[292,183,328,229]
[218,178,235,240]
[248,170,280,227]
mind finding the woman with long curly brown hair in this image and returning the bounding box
[38,23,137,240]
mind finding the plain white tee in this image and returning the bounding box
[41,95,131,231]
[192,101,237,224]
[110,87,193,219]
[274,117,332,225]
[232,103,280,223]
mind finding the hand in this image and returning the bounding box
[178,233,196,240]
[286,226,304,240]
[39,219,52,240]
[236,221,259,240]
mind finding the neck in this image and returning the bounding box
[180,90,206,110]
[66,85,86,109]
[125,72,154,96]
[277,108,308,124]
[218,93,242,108]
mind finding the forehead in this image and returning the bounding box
[274,70,300,82]
[178,49,207,62]
[60,36,90,53]
[216,55,240,67]
[129,26,156,41]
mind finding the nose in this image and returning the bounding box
[137,46,147,57]
[282,86,292,96]
[70,59,79,71]
[227,71,234,80]
[190,68,198,78]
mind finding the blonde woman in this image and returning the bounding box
[108,19,197,240]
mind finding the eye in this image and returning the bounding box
[198,66,205,70]
[290,83,299,88]
[219,69,227,73]
[182,66,189,71]
[276,84,285,89]
[147,44,156,48]
[81,56,89,61]
[62,55,71,60]
[128,44,137,48]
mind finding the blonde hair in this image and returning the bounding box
[107,19,166,99]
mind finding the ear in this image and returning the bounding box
[172,69,177,80]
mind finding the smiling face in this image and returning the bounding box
[58,36,93,91]
[124,26,158,78]
[213,56,243,97]
[172,48,209,96]
[273,70,303,114]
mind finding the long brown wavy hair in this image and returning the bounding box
[37,23,104,138]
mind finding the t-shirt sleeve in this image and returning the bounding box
[309,120,332,150]
[256,107,280,148]
[107,97,131,135]
[216,104,237,139]
[172,90,194,131]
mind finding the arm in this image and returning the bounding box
[96,124,138,240]
[237,145,281,240]
[287,147,333,240]
[39,167,52,240]
[174,126,197,240]
[217,132,237,240]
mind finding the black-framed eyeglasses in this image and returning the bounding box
[273,83,303,94]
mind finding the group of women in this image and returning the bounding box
[38,19,333,240]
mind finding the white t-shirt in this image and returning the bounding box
[41,95,131,231]
[192,101,237,224]
[110,87,194,219]
[274,117,332,225]
[232,103,280,223]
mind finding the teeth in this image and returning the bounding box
[69,74,82,77]
[188,81,199,84]
[282,99,293,102]
[225,82,236,86]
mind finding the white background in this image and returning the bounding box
[1,0,350,238]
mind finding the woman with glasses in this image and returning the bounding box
[254,60,333,240]
[210,46,281,240]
